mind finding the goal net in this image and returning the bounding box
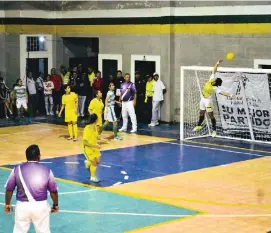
[180,66,271,144]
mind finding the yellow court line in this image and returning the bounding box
[183,140,271,154]
[123,213,204,233]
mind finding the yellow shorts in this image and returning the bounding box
[84,147,101,161]
[65,111,78,122]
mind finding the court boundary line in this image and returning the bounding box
[0,202,269,218]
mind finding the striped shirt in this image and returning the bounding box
[14,86,27,100]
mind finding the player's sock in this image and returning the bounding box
[211,118,216,131]
[68,124,73,138]
[113,124,118,137]
[197,115,205,126]
[73,124,78,139]
[101,122,108,133]
[90,165,97,179]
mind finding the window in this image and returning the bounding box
[26,36,46,52]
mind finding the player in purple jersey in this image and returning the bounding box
[4,145,58,233]
[119,73,137,133]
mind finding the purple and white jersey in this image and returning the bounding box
[5,162,57,202]
[120,82,136,102]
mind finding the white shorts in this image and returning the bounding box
[16,99,27,109]
[104,106,117,122]
[200,97,213,112]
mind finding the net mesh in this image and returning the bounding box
[181,68,271,143]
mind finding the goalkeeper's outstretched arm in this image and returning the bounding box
[212,59,223,74]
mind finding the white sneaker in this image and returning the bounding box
[130,129,137,133]
[50,112,54,116]
[119,128,127,132]
[148,123,155,127]
[90,177,99,183]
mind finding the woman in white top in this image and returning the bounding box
[43,75,54,115]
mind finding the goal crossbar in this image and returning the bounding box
[180,65,271,144]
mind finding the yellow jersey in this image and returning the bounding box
[61,72,70,85]
[89,98,104,117]
[62,92,78,112]
[145,80,155,97]
[88,72,95,85]
[83,124,100,156]
[202,74,221,99]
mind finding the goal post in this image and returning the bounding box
[180,65,271,144]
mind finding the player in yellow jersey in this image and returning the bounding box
[58,85,78,141]
[88,90,104,134]
[83,113,101,182]
[193,59,235,137]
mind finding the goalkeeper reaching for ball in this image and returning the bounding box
[193,59,235,137]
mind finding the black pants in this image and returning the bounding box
[135,94,145,123]
[145,96,153,124]
[37,91,45,115]
[28,94,37,117]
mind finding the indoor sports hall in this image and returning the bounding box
[1,1,271,233]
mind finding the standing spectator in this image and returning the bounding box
[92,71,103,95]
[4,144,59,233]
[44,74,54,116]
[0,77,12,118]
[9,84,17,117]
[36,72,45,115]
[119,73,137,133]
[76,73,89,118]
[134,71,146,123]
[69,72,77,92]
[50,68,62,115]
[148,73,166,127]
[144,75,155,124]
[26,72,37,117]
[60,66,70,86]
[115,70,124,120]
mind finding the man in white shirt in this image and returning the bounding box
[26,72,37,117]
[148,73,166,127]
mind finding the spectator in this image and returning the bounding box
[144,75,155,124]
[115,70,124,120]
[119,73,137,133]
[60,66,70,86]
[36,72,45,115]
[92,71,103,95]
[44,74,54,116]
[148,73,166,127]
[50,68,62,115]
[0,77,12,118]
[26,72,37,117]
[134,71,146,123]
[4,145,59,233]
[76,73,89,118]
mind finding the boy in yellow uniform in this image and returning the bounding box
[83,113,101,182]
[58,84,78,141]
[193,59,234,137]
[88,90,104,133]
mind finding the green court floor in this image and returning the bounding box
[0,169,198,233]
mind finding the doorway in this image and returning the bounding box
[26,58,48,78]
[131,55,161,83]
[135,61,156,81]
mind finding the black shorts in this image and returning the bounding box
[53,91,61,105]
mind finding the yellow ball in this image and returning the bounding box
[226,52,235,60]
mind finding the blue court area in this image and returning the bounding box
[4,140,267,188]
[0,168,198,233]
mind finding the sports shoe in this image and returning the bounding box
[193,126,202,132]
[212,131,217,137]
[118,128,127,132]
[90,177,100,183]
[114,136,123,141]
[130,129,137,133]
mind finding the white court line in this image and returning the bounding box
[162,141,265,157]
[0,192,4,195]
[0,202,269,218]
[64,162,79,164]
[113,182,122,186]
[0,128,53,137]
[100,165,111,168]
[58,189,97,195]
